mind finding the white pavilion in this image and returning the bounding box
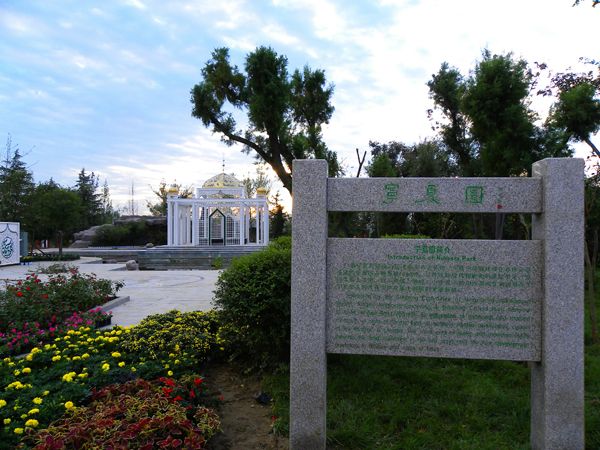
[166,172,269,247]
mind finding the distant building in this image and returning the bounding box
[166,172,269,247]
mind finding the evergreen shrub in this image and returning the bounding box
[213,237,291,369]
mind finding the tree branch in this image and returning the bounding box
[584,137,600,159]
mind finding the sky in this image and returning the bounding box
[0,0,598,214]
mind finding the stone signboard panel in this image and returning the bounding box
[290,158,584,450]
[326,238,542,361]
[0,222,20,267]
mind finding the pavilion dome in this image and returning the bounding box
[202,173,242,189]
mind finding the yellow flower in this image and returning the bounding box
[174,360,180,365]
[164,364,170,369]
[43,391,49,396]
[102,363,110,371]
[0,400,6,408]
[62,372,77,382]
[111,352,121,358]
[13,370,20,376]
[25,419,38,427]
[167,370,173,376]
[13,428,23,434]
[51,355,61,362]
[20,414,27,419]
[72,356,81,361]
[77,373,88,379]
[81,353,90,359]
[25,354,33,361]
[28,408,39,415]
[22,368,31,374]
[118,362,125,367]
[3,418,10,425]
[131,367,137,373]
[64,401,74,410]
[33,397,42,405]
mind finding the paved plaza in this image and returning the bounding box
[0,257,220,327]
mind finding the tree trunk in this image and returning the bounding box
[494,213,505,240]
[584,137,600,160]
[57,230,63,260]
[584,238,599,345]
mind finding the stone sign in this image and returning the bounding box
[327,238,542,361]
[0,222,20,267]
[291,158,584,450]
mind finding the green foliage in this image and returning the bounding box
[147,181,193,216]
[0,135,35,227]
[91,221,167,246]
[428,51,573,179]
[213,237,291,368]
[24,378,220,449]
[548,82,600,157]
[74,169,103,230]
[118,310,225,362]
[21,253,80,263]
[28,182,83,253]
[211,256,223,270]
[191,46,339,194]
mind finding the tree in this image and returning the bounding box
[427,63,474,175]
[0,135,34,226]
[146,181,192,216]
[30,182,82,257]
[100,179,118,223]
[242,164,272,199]
[74,169,102,230]
[190,47,340,195]
[548,82,600,158]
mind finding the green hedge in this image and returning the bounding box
[92,222,166,246]
[213,237,291,369]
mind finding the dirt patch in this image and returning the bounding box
[205,363,289,450]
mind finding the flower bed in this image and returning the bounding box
[0,310,224,448]
[0,270,122,357]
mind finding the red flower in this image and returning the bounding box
[16,291,23,297]
[173,395,183,402]
[162,387,173,396]
[193,377,203,386]
[189,389,196,399]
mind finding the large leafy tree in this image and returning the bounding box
[190,47,340,195]
[74,169,103,230]
[427,63,474,175]
[29,181,82,256]
[548,82,600,158]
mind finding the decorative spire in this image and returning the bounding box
[222,153,225,174]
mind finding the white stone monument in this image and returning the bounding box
[0,222,21,266]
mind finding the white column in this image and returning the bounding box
[239,206,245,245]
[173,202,180,246]
[192,204,199,246]
[167,200,173,245]
[256,204,261,245]
[263,202,270,245]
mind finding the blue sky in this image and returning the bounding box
[0,0,598,212]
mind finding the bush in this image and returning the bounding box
[21,254,80,263]
[92,222,166,246]
[0,270,122,356]
[213,237,291,369]
[119,310,225,362]
[24,378,220,449]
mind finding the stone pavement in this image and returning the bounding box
[0,257,220,327]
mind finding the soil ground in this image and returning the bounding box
[205,363,289,450]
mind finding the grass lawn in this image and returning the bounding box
[264,279,600,449]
